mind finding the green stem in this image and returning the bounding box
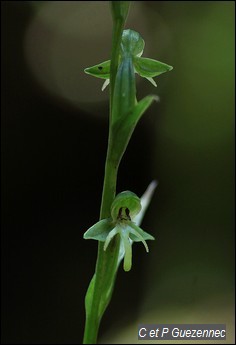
[110,1,130,110]
[82,155,120,344]
[83,2,130,344]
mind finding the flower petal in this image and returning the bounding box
[102,79,110,91]
[128,221,155,242]
[120,229,132,271]
[129,226,149,252]
[83,218,114,241]
[145,77,157,87]
[134,56,173,78]
[84,60,111,79]
[104,227,119,251]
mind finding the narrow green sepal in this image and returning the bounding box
[134,56,173,78]
[83,218,114,241]
[84,60,111,80]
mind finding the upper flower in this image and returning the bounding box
[84,29,173,90]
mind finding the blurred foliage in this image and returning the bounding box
[145,0,234,303]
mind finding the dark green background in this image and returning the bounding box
[1,1,234,344]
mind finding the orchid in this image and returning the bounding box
[85,29,173,91]
[84,191,154,271]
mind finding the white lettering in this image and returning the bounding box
[220,330,226,338]
[149,330,155,338]
[138,325,226,339]
[196,329,203,337]
[172,328,179,337]
[161,328,169,337]
[139,327,146,338]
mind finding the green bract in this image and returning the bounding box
[84,29,173,90]
[84,29,173,170]
[83,191,155,271]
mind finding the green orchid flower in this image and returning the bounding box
[83,191,155,271]
[84,29,173,90]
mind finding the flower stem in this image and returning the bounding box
[83,2,130,344]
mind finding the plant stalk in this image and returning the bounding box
[83,2,130,344]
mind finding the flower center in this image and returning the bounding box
[117,207,131,222]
